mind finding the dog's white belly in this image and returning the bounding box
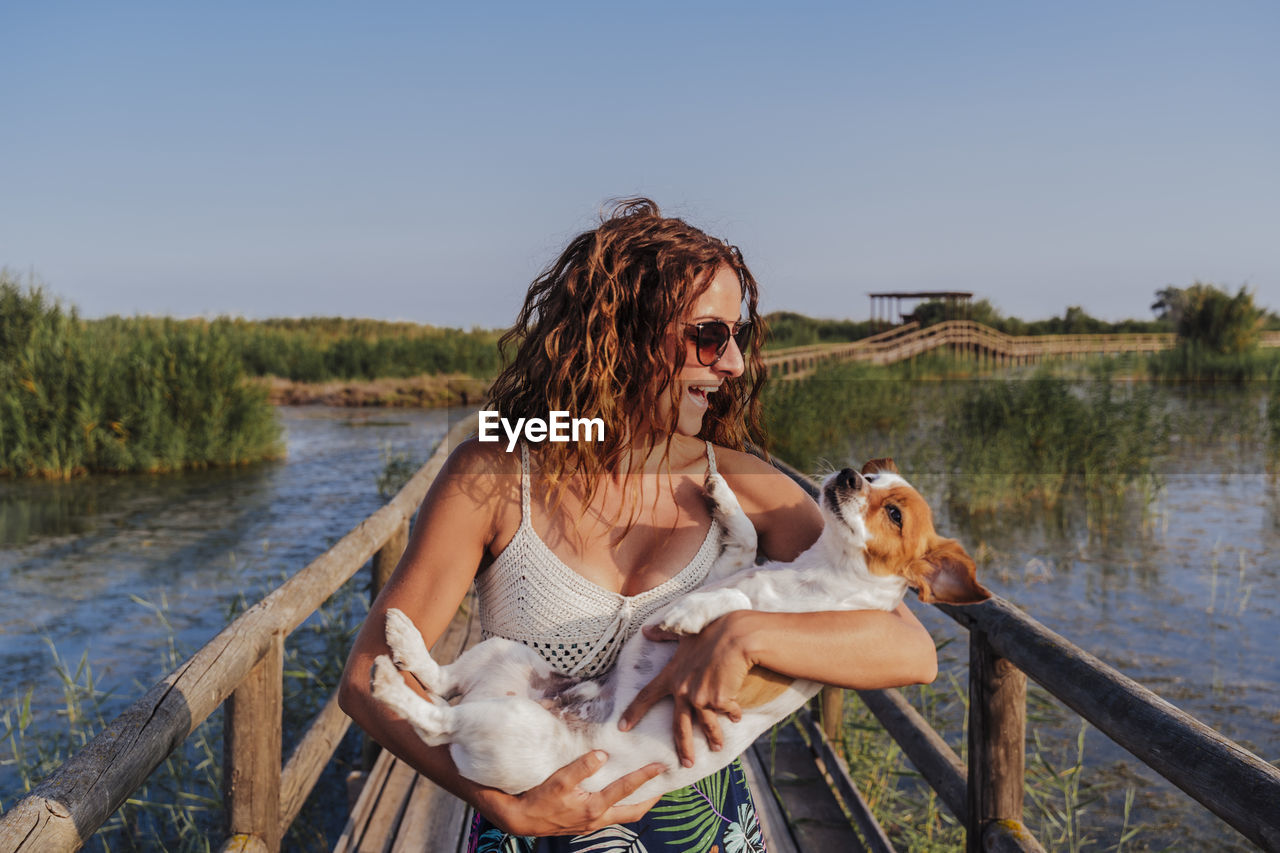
[584,678,821,804]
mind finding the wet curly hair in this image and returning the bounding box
[484,198,768,505]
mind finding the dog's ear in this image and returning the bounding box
[911,538,991,605]
[861,458,898,476]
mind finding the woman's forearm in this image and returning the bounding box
[730,603,938,688]
[338,656,509,818]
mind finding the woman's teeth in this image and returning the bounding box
[688,385,717,408]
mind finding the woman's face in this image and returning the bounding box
[662,264,748,438]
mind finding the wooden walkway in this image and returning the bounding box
[4,413,1280,852]
[762,321,1280,377]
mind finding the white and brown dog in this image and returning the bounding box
[370,459,989,803]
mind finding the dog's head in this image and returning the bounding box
[819,458,990,605]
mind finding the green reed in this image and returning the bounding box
[1,275,282,477]
[0,574,369,851]
[192,315,502,381]
[832,677,1141,852]
[1146,342,1280,382]
[945,370,1166,519]
[764,359,1168,522]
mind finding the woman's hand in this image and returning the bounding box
[480,750,665,836]
[617,613,751,769]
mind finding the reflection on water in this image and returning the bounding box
[910,446,1279,850]
[3,392,1277,848]
[0,407,461,763]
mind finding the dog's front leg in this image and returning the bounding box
[704,472,757,582]
[654,587,754,636]
[383,608,458,697]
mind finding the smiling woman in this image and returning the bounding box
[338,199,938,851]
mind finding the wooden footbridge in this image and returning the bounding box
[3,414,1279,852]
[763,320,1280,377]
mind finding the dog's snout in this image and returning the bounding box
[836,468,862,491]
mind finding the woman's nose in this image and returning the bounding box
[715,337,745,378]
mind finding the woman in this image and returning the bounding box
[338,199,937,849]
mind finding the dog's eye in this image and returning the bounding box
[886,504,902,528]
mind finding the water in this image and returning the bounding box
[0,407,459,768]
[3,397,1278,850]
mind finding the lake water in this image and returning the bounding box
[2,398,1276,850]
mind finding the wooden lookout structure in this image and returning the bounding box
[868,290,973,329]
[3,413,1280,851]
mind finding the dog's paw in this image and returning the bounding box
[370,655,407,708]
[656,602,714,636]
[384,608,427,669]
[658,589,752,635]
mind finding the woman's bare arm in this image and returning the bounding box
[338,439,662,835]
[618,451,938,765]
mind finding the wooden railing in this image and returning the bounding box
[765,322,1280,374]
[771,458,1280,852]
[0,416,476,853]
[5,415,1280,851]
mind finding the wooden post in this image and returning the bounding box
[363,518,411,770]
[373,518,410,598]
[820,686,844,743]
[967,627,1027,852]
[224,631,284,852]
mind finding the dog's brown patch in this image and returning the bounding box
[737,665,793,708]
[861,474,990,605]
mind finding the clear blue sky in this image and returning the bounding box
[4,1,1277,328]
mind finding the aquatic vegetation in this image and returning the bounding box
[0,274,282,477]
[831,678,1141,852]
[945,371,1166,518]
[0,578,368,851]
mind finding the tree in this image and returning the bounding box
[1151,282,1262,355]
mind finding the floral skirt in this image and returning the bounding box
[467,757,765,853]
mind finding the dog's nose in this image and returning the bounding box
[836,468,862,491]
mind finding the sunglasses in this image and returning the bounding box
[684,320,753,367]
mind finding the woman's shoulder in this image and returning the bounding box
[709,445,815,512]
[710,444,823,560]
[441,434,523,479]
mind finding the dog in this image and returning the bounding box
[369,459,989,804]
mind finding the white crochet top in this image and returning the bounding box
[475,442,723,678]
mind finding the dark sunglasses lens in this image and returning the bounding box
[697,323,731,365]
[733,322,752,351]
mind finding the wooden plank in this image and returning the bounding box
[795,711,895,853]
[966,629,1027,853]
[857,688,966,822]
[335,748,396,853]
[938,596,1280,851]
[750,721,866,852]
[278,690,352,835]
[224,631,284,852]
[356,758,419,853]
[390,775,471,853]
[742,742,800,853]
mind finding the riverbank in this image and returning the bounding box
[251,374,490,407]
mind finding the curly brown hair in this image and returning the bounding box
[485,198,768,505]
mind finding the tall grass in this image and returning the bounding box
[831,678,1141,852]
[1146,343,1280,382]
[0,577,368,850]
[1,275,282,477]
[177,316,501,381]
[945,370,1166,518]
[763,360,1167,521]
